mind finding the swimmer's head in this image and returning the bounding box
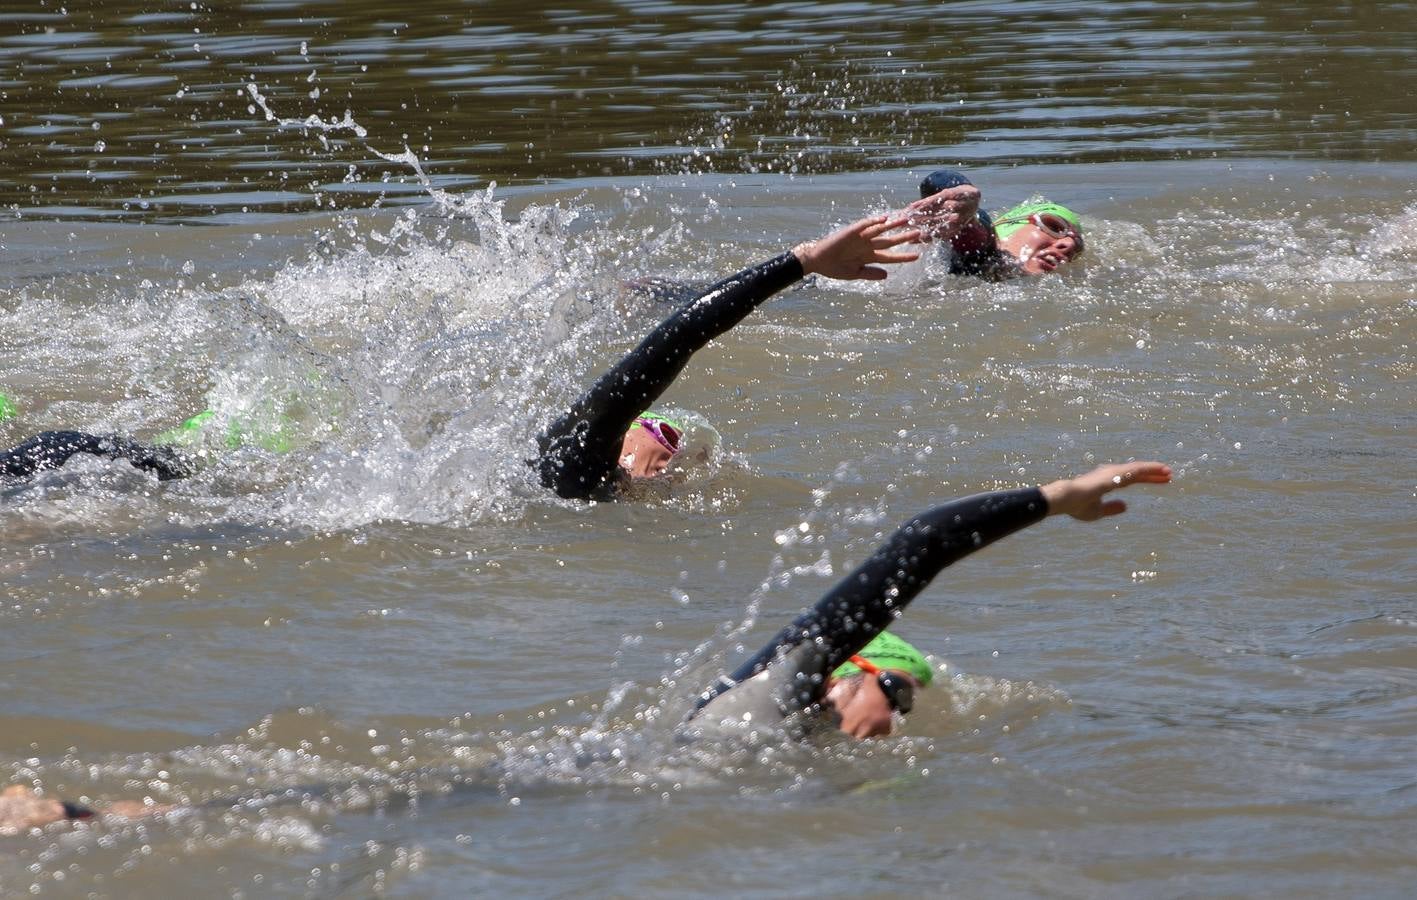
[993,201,1084,275]
[0,392,16,424]
[832,631,933,687]
[919,169,994,235]
[618,412,683,479]
[826,632,933,739]
[920,169,973,198]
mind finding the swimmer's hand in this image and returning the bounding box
[0,784,175,834]
[0,785,68,834]
[792,215,921,281]
[905,184,982,242]
[1040,461,1172,521]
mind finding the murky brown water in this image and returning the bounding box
[5,1,1417,218]
[3,2,1416,897]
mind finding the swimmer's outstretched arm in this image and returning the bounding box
[537,216,920,499]
[0,784,173,835]
[693,461,1171,716]
[1,430,193,481]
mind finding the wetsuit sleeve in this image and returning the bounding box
[1,431,193,481]
[692,486,1049,717]
[536,251,805,499]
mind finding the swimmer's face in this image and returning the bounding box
[618,426,676,479]
[998,218,1084,275]
[825,672,919,739]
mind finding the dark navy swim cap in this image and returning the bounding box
[919,170,993,233]
[919,169,974,197]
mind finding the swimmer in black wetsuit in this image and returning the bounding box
[0,430,193,481]
[906,170,1085,279]
[0,392,290,483]
[0,389,188,480]
[688,460,1172,739]
[2,216,919,494]
[536,214,921,500]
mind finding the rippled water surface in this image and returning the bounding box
[2,2,1416,897]
[5,0,1417,217]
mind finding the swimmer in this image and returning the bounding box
[689,460,1172,739]
[0,387,186,481]
[536,214,921,500]
[0,784,172,835]
[906,169,1085,279]
[3,217,918,494]
[0,392,295,483]
[0,430,194,481]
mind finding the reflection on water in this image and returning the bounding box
[3,0,1417,218]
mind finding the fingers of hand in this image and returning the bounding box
[875,249,921,263]
[1135,462,1173,482]
[873,229,922,249]
[858,215,895,238]
[1100,499,1127,517]
[1113,461,1173,486]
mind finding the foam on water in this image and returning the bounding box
[1,188,642,531]
[6,166,1411,533]
[4,162,1415,896]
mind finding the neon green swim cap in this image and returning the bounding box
[155,409,216,446]
[155,407,296,453]
[832,631,934,687]
[636,411,684,432]
[992,201,1082,241]
[0,392,17,423]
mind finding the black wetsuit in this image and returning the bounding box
[0,430,191,481]
[689,486,1048,729]
[536,251,804,500]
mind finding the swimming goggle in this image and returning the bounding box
[632,414,683,456]
[848,654,915,714]
[994,211,1084,252]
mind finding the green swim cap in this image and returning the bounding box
[636,411,684,432]
[0,392,17,423]
[155,407,297,453]
[992,201,1082,241]
[156,409,216,446]
[832,631,934,687]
